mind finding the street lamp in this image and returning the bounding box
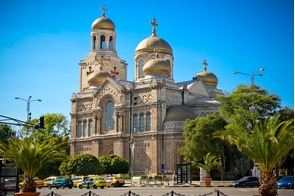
[15,96,42,121]
[233,68,264,127]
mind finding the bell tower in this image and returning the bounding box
[79,5,127,91]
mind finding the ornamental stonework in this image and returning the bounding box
[98,85,121,100]
[77,102,93,112]
[134,92,154,105]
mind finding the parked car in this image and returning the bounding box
[19,177,44,189]
[105,177,125,187]
[278,176,294,189]
[72,176,89,187]
[43,176,59,186]
[232,176,259,188]
[77,177,106,189]
[47,178,73,189]
[4,179,17,190]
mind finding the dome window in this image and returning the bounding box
[109,36,113,50]
[93,36,96,49]
[137,59,144,78]
[100,35,106,49]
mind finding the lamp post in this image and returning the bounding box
[233,68,264,127]
[15,96,42,121]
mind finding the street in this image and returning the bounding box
[36,186,294,196]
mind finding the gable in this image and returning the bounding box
[187,80,210,97]
[93,77,126,105]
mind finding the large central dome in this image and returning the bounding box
[135,18,172,54]
[136,35,172,53]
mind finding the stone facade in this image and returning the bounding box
[70,5,222,176]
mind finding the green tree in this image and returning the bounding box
[218,115,293,196]
[25,113,70,139]
[0,138,67,192]
[276,107,294,178]
[0,124,14,144]
[180,114,229,179]
[98,154,129,175]
[217,84,280,131]
[60,154,101,176]
[26,113,70,178]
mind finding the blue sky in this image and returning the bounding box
[0,0,293,127]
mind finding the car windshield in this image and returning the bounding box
[238,177,249,181]
[282,176,293,180]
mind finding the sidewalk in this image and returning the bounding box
[125,180,233,187]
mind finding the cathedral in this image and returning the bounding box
[70,5,222,176]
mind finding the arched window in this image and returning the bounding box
[146,113,151,131]
[133,114,138,132]
[138,59,144,77]
[105,101,114,131]
[77,121,82,137]
[83,120,87,137]
[93,36,96,50]
[88,120,92,136]
[100,35,106,49]
[109,36,113,50]
[139,113,144,132]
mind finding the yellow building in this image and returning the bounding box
[70,5,222,175]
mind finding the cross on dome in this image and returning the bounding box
[202,60,208,71]
[100,5,107,17]
[150,18,158,36]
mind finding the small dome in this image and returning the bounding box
[88,70,110,86]
[195,71,218,86]
[92,16,115,31]
[136,35,172,54]
[165,105,195,122]
[92,5,115,31]
[143,58,171,75]
[194,60,218,86]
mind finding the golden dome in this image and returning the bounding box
[88,70,110,86]
[136,35,172,53]
[135,18,172,54]
[92,5,115,31]
[165,105,195,122]
[92,16,115,31]
[195,71,218,86]
[194,60,218,86]
[143,58,171,75]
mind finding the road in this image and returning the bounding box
[37,186,294,196]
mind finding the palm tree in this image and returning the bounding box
[196,152,220,178]
[0,138,67,192]
[196,152,219,185]
[218,114,294,196]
